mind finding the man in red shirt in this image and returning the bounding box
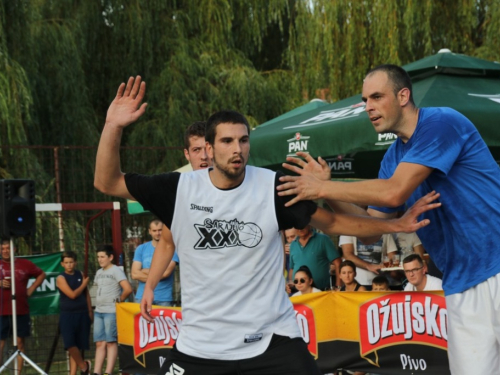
[0,240,45,372]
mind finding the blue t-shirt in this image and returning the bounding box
[370,107,500,295]
[133,241,180,302]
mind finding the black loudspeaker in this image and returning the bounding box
[0,180,36,238]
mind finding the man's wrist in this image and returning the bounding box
[104,120,127,130]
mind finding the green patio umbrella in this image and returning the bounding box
[249,49,500,179]
[258,99,329,128]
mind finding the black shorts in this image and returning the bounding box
[157,334,322,375]
[0,314,31,340]
[59,311,91,350]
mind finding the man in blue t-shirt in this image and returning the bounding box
[131,219,179,306]
[279,64,500,374]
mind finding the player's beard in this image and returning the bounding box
[213,153,246,181]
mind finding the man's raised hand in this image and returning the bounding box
[277,152,331,206]
[106,76,147,129]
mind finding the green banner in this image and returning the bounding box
[21,253,64,316]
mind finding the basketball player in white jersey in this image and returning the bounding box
[94,76,440,375]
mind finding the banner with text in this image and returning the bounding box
[23,253,63,316]
[117,291,450,374]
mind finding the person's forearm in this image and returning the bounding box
[161,262,176,279]
[342,252,373,271]
[28,273,45,296]
[131,269,149,283]
[94,124,126,195]
[320,179,402,208]
[311,209,400,238]
[145,237,175,293]
[67,284,88,299]
[325,199,370,216]
[119,291,129,302]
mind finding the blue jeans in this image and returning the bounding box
[93,312,117,342]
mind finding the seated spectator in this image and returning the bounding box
[291,266,321,296]
[289,225,341,291]
[403,254,443,291]
[339,234,397,287]
[371,275,391,292]
[339,260,367,292]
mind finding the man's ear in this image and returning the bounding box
[206,141,214,159]
[183,148,190,162]
[399,87,411,107]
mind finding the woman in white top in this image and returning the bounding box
[291,265,322,296]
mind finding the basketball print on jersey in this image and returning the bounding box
[194,218,263,249]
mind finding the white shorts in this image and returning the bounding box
[445,272,500,374]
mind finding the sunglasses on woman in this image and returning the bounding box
[294,278,306,284]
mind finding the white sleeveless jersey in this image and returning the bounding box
[170,166,301,360]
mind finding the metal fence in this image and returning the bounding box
[0,145,185,374]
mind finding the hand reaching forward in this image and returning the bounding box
[395,191,441,233]
[277,152,331,206]
[106,76,148,128]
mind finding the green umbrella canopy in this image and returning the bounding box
[405,48,500,80]
[249,50,500,179]
[258,99,329,128]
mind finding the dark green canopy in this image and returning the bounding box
[249,50,500,179]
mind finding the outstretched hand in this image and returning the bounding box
[277,152,330,206]
[106,76,148,129]
[396,191,441,233]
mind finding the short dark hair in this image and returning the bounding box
[340,260,356,273]
[403,253,424,266]
[61,250,77,262]
[184,121,206,150]
[205,110,250,146]
[366,64,415,106]
[96,244,114,258]
[372,275,389,287]
[149,218,162,229]
[295,265,317,289]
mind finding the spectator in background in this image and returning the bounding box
[291,266,321,296]
[131,121,211,307]
[289,225,341,291]
[371,275,391,292]
[132,219,179,306]
[56,251,92,375]
[93,245,133,375]
[183,121,211,170]
[0,240,45,373]
[403,254,442,292]
[339,260,367,291]
[339,234,397,287]
[392,232,424,259]
[393,231,443,279]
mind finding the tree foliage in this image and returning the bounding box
[0,0,499,187]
